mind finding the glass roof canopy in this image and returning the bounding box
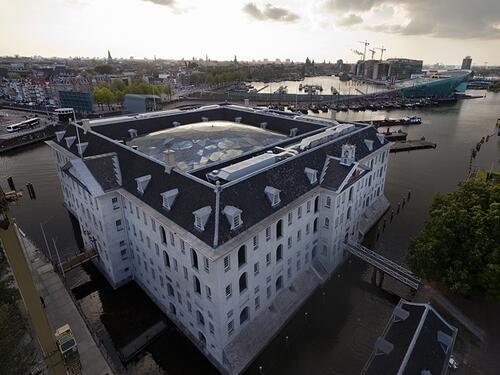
[128,120,287,171]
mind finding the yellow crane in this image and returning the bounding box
[0,187,67,375]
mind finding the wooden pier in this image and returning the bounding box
[390,139,437,153]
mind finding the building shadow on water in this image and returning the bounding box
[243,257,404,375]
[69,262,219,374]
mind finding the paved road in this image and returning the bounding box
[22,233,114,375]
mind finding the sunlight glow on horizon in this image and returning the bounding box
[0,0,499,65]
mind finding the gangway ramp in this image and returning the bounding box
[345,242,420,290]
[60,249,98,273]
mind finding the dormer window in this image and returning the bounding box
[135,175,151,195]
[55,131,66,142]
[223,206,243,230]
[161,188,179,211]
[364,139,374,151]
[264,186,281,207]
[376,133,385,144]
[76,142,88,156]
[304,168,318,184]
[193,206,212,231]
[65,136,76,148]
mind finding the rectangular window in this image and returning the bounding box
[266,253,271,266]
[228,320,234,335]
[253,235,259,250]
[155,243,159,256]
[180,240,185,254]
[136,206,140,220]
[151,218,156,232]
[115,219,123,231]
[266,286,271,299]
[119,240,126,247]
[170,232,175,246]
[224,255,231,272]
[160,226,167,244]
[146,236,151,249]
[143,212,147,226]
[191,248,198,270]
[306,201,311,213]
[163,251,170,268]
[288,237,292,249]
[297,230,301,242]
[254,262,259,276]
[206,286,212,301]
[225,284,232,299]
[183,266,188,280]
[209,322,215,335]
[265,227,271,241]
[288,212,293,226]
[255,296,260,310]
[204,257,210,273]
[297,206,302,219]
[112,197,119,210]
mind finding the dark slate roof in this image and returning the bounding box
[84,154,120,192]
[364,300,457,375]
[54,107,385,249]
[321,158,354,191]
[217,124,384,245]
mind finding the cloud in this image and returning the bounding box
[142,0,175,7]
[243,2,299,23]
[337,14,363,26]
[323,0,500,39]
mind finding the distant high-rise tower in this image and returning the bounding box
[107,50,113,63]
[461,56,472,70]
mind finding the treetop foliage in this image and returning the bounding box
[407,177,500,298]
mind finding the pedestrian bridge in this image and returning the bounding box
[60,249,98,273]
[345,242,420,290]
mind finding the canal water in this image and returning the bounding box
[250,75,382,96]
[1,91,499,375]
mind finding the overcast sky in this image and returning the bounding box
[1,0,499,65]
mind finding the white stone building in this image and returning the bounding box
[48,105,391,374]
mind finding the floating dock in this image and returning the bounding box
[390,139,437,153]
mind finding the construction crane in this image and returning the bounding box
[368,49,376,60]
[358,40,370,61]
[351,49,364,59]
[374,46,387,61]
[0,187,67,375]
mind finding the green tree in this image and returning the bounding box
[94,64,113,75]
[407,177,500,298]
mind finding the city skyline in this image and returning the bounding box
[1,0,500,65]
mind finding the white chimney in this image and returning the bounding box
[163,149,176,173]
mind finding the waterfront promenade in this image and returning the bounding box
[20,231,114,375]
